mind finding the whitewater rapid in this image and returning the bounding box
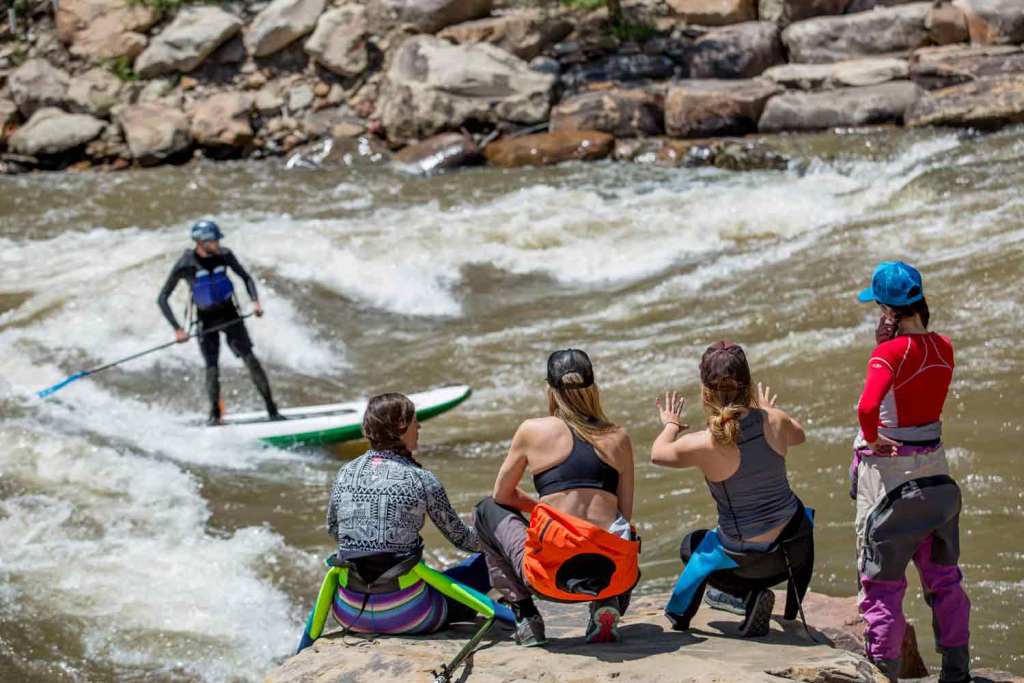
[2,126,1023,680]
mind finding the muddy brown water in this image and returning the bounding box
[1,126,1022,681]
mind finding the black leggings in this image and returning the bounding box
[675,505,814,628]
[197,307,253,368]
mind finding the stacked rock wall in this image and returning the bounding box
[0,0,1022,173]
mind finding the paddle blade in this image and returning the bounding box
[36,371,87,399]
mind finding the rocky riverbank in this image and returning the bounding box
[1,0,1023,175]
[265,592,1023,682]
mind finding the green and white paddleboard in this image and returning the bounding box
[214,385,472,448]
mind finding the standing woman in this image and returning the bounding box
[652,341,813,638]
[853,262,971,683]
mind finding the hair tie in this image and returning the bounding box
[720,415,734,425]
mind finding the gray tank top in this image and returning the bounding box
[706,410,799,543]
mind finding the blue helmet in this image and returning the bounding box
[190,220,224,242]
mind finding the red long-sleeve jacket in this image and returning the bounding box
[857,333,955,443]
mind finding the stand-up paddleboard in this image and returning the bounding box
[213,385,472,448]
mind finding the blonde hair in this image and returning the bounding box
[702,381,757,448]
[546,384,616,445]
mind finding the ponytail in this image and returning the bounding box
[702,383,756,448]
[888,296,930,329]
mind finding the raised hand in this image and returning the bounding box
[757,382,778,408]
[656,391,689,430]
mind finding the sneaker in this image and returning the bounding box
[513,614,547,647]
[267,411,286,422]
[585,605,621,644]
[738,590,774,638]
[704,588,746,616]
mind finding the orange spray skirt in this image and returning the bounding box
[523,503,640,603]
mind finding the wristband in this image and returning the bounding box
[664,421,682,429]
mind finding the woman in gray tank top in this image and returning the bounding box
[651,341,815,638]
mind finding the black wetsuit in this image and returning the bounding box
[157,248,278,421]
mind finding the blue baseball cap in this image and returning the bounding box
[858,261,924,306]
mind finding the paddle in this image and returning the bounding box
[36,313,255,399]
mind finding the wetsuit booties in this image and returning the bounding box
[242,354,283,420]
[205,368,222,426]
[869,657,900,683]
[939,645,971,683]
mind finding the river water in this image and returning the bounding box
[1,126,1022,681]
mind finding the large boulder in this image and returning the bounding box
[117,102,191,163]
[367,0,493,34]
[56,0,156,62]
[687,21,784,78]
[304,5,370,77]
[907,74,1024,127]
[437,10,572,61]
[759,81,922,130]
[761,62,834,89]
[910,44,1024,89]
[550,88,663,137]
[763,57,908,88]
[134,7,242,78]
[926,1,969,44]
[393,132,479,173]
[665,78,780,137]
[665,0,757,26]
[758,0,850,26]
[246,0,325,58]
[9,108,105,156]
[8,59,70,118]
[484,131,613,167]
[189,92,254,148]
[830,57,909,86]
[378,36,555,144]
[953,0,1024,45]
[782,591,927,679]
[66,67,123,117]
[782,2,932,63]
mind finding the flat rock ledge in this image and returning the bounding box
[267,595,888,683]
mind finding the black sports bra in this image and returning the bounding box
[532,429,619,498]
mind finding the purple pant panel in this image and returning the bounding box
[914,534,970,649]
[860,533,970,660]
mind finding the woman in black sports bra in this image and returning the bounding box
[474,349,638,648]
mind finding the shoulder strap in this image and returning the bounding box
[737,409,765,445]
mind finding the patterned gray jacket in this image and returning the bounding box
[326,449,480,557]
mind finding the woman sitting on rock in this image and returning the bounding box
[474,349,640,647]
[652,341,814,637]
[326,392,512,634]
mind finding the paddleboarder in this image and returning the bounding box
[157,220,283,425]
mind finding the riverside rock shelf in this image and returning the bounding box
[264,593,1023,683]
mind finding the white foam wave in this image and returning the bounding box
[0,226,342,398]
[0,430,304,682]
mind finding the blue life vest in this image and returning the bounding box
[192,266,234,309]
